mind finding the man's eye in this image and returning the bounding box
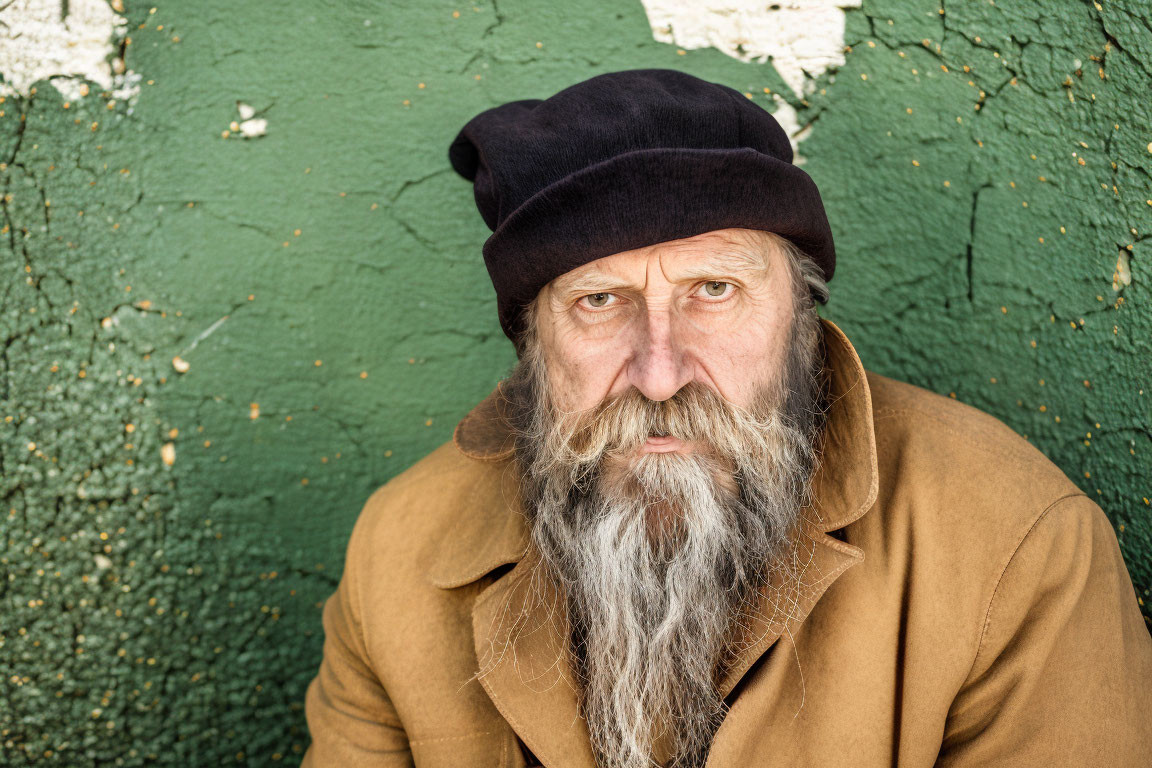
[698,281,732,298]
[581,293,615,308]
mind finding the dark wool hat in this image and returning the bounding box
[448,67,835,346]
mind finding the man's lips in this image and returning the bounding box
[640,435,688,454]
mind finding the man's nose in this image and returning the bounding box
[626,308,692,402]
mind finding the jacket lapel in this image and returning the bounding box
[433,391,596,766]
[717,317,879,698]
[438,317,879,766]
[471,548,597,768]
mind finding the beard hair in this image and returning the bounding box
[500,294,828,768]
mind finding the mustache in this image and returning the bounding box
[534,377,784,472]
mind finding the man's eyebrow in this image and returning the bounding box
[555,250,768,296]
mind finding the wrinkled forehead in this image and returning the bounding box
[548,229,779,297]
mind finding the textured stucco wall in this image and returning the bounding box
[1,0,1148,765]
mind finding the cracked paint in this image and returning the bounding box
[1,4,330,764]
[801,0,1150,621]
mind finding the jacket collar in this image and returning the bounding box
[435,316,879,767]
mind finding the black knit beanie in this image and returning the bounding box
[448,67,835,347]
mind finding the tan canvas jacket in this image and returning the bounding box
[301,317,1152,767]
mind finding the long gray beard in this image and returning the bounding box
[502,307,827,768]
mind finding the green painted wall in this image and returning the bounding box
[1,0,1147,764]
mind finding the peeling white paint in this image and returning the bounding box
[638,0,859,157]
[0,0,139,102]
[639,0,860,98]
[230,102,268,138]
[239,118,267,138]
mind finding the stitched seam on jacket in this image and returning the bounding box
[963,491,1088,683]
[407,731,493,746]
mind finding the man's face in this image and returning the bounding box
[537,226,796,427]
[501,228,827,768]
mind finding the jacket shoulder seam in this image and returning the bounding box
[964,491,1089,682]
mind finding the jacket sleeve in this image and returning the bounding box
[936,492,1152,767]
[301,504,413,767]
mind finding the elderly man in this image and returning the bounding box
[302,69,1152,767]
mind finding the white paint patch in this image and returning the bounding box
[239,118,267,138]
[639,0,861,98]
[228,102,268,138]
[639,0,860,158]
[0,0,139,103]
